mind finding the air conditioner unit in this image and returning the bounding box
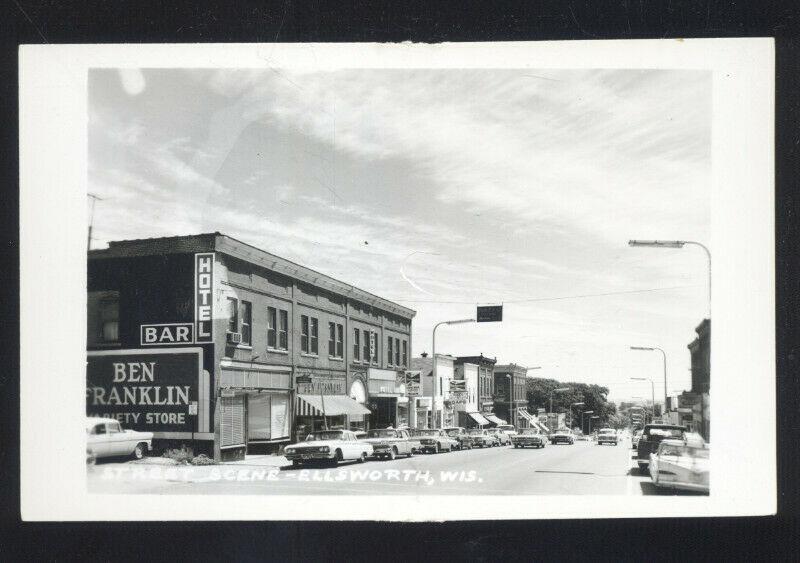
[227,332,242,344]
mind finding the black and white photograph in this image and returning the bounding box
[19,40,775,520]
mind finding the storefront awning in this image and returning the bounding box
[467,412,490,426]
[518,409,535,422]
[484,414,506,426]
[534,421,550,433]
[296,395,371,417]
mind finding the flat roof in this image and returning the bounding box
[90,232,415,319]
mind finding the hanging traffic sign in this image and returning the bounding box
[477,305,503,322]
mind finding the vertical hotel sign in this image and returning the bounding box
[195,253,214,343]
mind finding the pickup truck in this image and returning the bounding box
[635,424,687,473]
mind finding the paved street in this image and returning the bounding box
[88,437,697,496]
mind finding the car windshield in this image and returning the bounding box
[599,430,615,435]
[520,429,539,435]
[444,429,461,436]
[306,431,343,441]
[408,429,430,436]
[367,429,397,438]
[497,425,514,432]
[467,429,484,435]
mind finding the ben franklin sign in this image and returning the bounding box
[87,348,203,433]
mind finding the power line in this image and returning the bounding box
[390,284,701,304]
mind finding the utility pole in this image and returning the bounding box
[87,193,103,250]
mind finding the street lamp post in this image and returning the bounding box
[432,318,475,429]
[581,410,594,434]
[630,346,668,414]
[569,402,585,430]
[628,239,711,317]
[590,415,600,434]
[631,377,656,419]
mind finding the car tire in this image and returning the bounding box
[388,447,397,461]
[407,449,414,458]
[358,452,367,463]
[435,443,440,454]
[132,442,146,460]
[292,460,302,468]
[332,449,343,467]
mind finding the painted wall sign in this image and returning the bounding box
[194,253,215,343]
[140,323,195,345]
[87,348,204,434]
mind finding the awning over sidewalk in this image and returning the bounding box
[296,394,371,417]
[534,421,550,433]
[484,414,506,426]
[467,412,490,426]
[518,409,535,423]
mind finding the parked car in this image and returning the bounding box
[412,429,458,453]
[511,428,547,449]
[363,428,414,460]
[575,430,588,441]
[597,428,618,446]
[496,424,518,438]
[354,430,367,440]
[466,428,496,448]
[86,417,153,460]
[649,435,709,494]
[486,427,512,446]
[635,424,687,473]
[284,429,373,467]
[632,429,643,449]
[549,429,575,445]
[442,426,474,450]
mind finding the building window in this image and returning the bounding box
[363,329,370,363]
[337,324,344,358]
[353,328,361,361]
[300,315,309,353]
[387,336,394,366]
[88,290,119,345]
[310,317,319,354]
[328,322,344,358]
[226,297,238,333]
[329,322,336,356]
[394,337,400,366]
[402,341,407,367]
[240,301,252,345]
[279,310,288,350]
[267,307,277,349]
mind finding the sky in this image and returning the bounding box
[88,67,711,404]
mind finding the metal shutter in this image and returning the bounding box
[221,395,245,447]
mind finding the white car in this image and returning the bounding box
[284,429,373,467]
[496,424,518,438]
[86,417,153,460]
[649,435,709,494]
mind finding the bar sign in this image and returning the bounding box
[195,253,214,342]
[477,305,503,322]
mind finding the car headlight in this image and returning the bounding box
[320,446,329,453]
[285,448,295,454]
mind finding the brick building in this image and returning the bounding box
[87,233,415,460]
[454,354,498,426]
[493,364,529,428]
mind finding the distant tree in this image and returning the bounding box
[526,378,616,432]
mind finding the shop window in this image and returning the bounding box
[353,328,361,361]
[310,317,319,355]
[394,337,400,366]
[240,300,252,345]
[278,310,288,350]
[267,307,277,349]
[220,395,245,447]
[88,291,120,345]
[387,336,393,366]
[226,297,238,333]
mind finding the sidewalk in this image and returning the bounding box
[222,454,292,469]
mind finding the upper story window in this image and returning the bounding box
[387,336,394,366]
[88,290,119,345]
[226,298,238,333]
[240,301,252,345]
[337,324,344,358]
[268,306,289,351]
[279,310,288,350]
[362,329,370,363]
[328,322,344,359]
[267,307,277,349]
[394,337,400,367]
[402,341,408,367]
[301,315,319,355]
[353,328,361,361]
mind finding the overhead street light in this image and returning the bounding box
[549,387,571,415]
[628,239,711,317]
[630,346,668,414]
[431,318,476,429]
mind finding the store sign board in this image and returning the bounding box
[477,305,503,322]
[87,348,203,433]
[194,253,214,343]
[296,376,346,395]
[405,382,420,396]
[141,322,194,346]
